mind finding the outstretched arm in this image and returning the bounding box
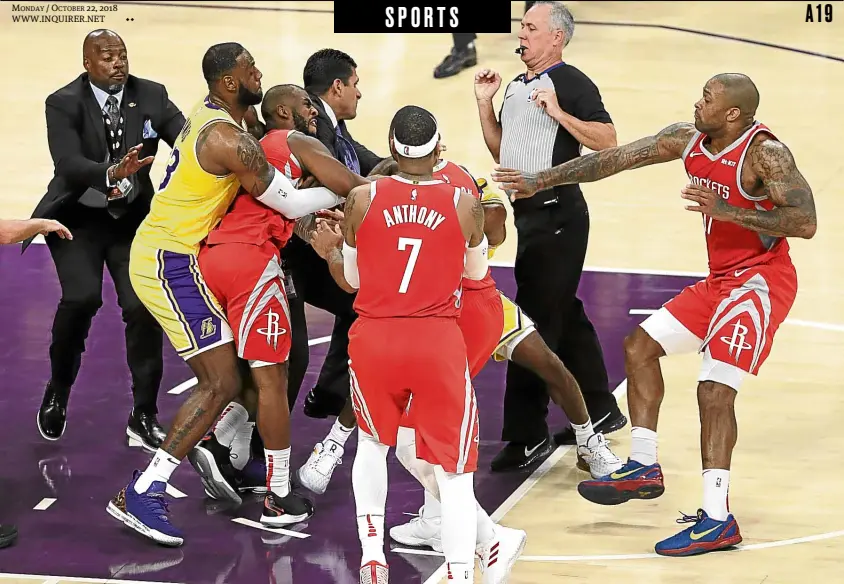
[492,122,697,199]
[683,139,816,239]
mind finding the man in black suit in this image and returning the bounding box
[26,29,185,451]
[281,49,390,417]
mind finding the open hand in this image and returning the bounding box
[111,144,154,181]
[490,167,542,201]
[38,219,72,240]
[681,184,731,220]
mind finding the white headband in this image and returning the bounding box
[393,125,439,158]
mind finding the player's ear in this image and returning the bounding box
[389,137,397,160]
[726,107,741,123]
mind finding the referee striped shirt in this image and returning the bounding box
[498,62,612,213]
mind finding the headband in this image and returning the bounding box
[392,125,439,158]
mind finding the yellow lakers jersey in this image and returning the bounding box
[134,97,244,255]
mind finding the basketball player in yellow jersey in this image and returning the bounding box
[106,42,345,547]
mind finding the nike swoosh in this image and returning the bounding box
[689,525,720,541]
[609,468,642,480]
[524,440,546,457]
[735,269,749,277]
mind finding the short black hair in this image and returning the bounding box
[303,48,357,96]
[390,105,437,151]
[261,84,303,121]
[202,42,246,85]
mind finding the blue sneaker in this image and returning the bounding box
[655,509,742,556]
[107,470,184,546]
[577,459,664,505]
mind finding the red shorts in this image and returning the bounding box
[458,287,505,378]
[348,317,479,474]
[197,242,292,365]
[644,258,797,382]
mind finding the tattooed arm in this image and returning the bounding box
[730,139,816,238]
[368,157,398,177]
[293,215,317,241]
[343,184,371,247]
[492,122,697,198]
[456,193,486,247]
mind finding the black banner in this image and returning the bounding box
[334,1,513,34]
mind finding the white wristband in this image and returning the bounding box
[464,234,489,280]
[342,242,359,289]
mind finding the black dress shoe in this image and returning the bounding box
[433,45,478,79]
[302,386,346,419]
[490,436,555,472]
[0,524,17,549]
[38,382,69,441]
[554,411,628,446]
[126,410,166,452]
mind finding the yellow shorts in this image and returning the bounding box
[129,240,233,360]
[492,292,536,361]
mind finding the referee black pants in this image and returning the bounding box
[502,198,621,444]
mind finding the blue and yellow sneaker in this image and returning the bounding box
[107,470,184,546]
[655,509,742,556]
[577,459,664,505]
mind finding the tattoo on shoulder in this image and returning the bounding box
[748,138,813,205]
[235,130,266,173]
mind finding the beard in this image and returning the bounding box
[292,111,312,134]
[237,84,263,107]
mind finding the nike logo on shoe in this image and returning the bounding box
[524,439,546,457]
[689,525,720,540]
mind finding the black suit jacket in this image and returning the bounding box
[307,92,385,176]
[23,73,184,251]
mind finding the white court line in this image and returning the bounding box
[167,335,332,395]
[0,574,180,584]
[33,498,56,511]
[231,517,310,539]
[40,578,61,584]
[418,380,628,584]
[629,309,844,333]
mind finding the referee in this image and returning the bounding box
[475,1,626,471]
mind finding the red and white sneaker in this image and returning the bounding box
[360,560,388,583]
[477,525,527,584]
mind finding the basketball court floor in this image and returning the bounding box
[0,2,842,583]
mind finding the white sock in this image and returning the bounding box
[702,469,730,521]
[423,488,441,519]
[213,402,248,447]
[630,426,658,466]
[134,449,179,494]
[353,430,389,566]
[434,466,477,580]
[571,418,595,448]
[265,448,290,497]
[326,417,354,447]
[230,421,254,470]
[475,503,496,549]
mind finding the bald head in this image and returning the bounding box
[711,73,759,119]
[82,29,127,94]
[261,84,317,134]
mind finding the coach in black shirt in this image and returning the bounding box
[25,29,184,450]
[476,2,626,471]
[282,48,389,414]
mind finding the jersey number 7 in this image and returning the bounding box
[397,237,422,294]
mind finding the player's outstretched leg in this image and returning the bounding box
[297,398,356,494]
[353,429,390,583]
[251,363,314,528]
[577,326,666,505]
[654,380,741,556]
[107,342,243,546]
[508,330,624,478]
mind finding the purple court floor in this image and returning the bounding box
[0,243,699,583]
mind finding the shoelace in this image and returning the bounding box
[675,510,704,525]
[314,446,342,474]
[142,491,171,522]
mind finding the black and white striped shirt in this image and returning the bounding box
[499,62,612,213]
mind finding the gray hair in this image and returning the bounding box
[531,1,575,47]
